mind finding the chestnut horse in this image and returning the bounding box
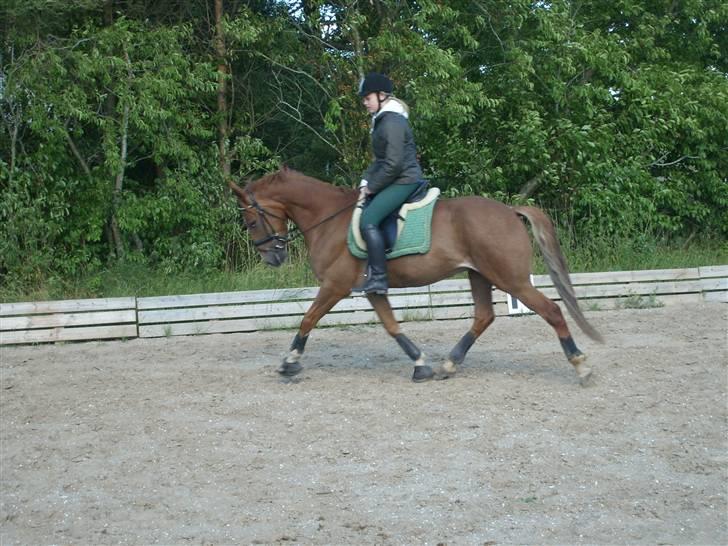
[229,167,602,384]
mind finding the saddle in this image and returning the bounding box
[349,182,440,258]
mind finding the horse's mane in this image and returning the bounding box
[246,167,355,197]
[244,170,283,190]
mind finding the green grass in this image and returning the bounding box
[0,258,318,302]
[99,259,319,298]
[615,292,665,310]
[530,229,727,275]
[1,234,725,303]
[562,235,727,274]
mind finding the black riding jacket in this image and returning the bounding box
[363,110,422,194]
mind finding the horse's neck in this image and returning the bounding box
[269,173,354,279]
[277,175,354,226]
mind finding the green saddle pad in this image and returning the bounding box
[347,195,437,259]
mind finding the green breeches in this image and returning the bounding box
[360,182,420,228]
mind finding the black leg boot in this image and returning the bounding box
[361,224,389,295]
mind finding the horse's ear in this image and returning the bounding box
[228,180,247,202]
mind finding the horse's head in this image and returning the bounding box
[229,179,289,267]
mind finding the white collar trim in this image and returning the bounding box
[373,98,408,120]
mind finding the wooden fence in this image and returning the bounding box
[1,266,726,345]
[0,297,137,345]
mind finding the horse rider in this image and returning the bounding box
[357,72,425,295]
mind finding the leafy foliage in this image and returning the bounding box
[1,0,726,297]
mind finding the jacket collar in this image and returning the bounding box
[372,98,409,124]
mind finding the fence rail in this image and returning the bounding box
[0,297,137,345]
[1,266,726,346]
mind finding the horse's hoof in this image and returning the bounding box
[569,353,593,386]
[578,367,594,387]
[412,365,434,383]
[574,361,594,386]
[435,360,457,380]
[569,351,586,366]
[277,360,303,377]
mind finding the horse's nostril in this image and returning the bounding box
[263,250,287,267]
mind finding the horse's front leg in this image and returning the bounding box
[278,285,348,377]
[367,294,434,382]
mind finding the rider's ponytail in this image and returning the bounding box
[389,97,410,117]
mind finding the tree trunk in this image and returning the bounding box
[104,0,113,25]
[109,43,134,259]
[103,0,125,257]
[347,7,365,81]
[8,114,18,184]
[110,99,129,259]
[214,0,230,180]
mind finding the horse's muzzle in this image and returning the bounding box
[263,248,288,267]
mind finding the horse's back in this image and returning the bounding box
[437,195,528,240]
[427,195,536,284]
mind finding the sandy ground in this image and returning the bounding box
[1,302,726,545]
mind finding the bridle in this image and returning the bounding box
[240,189,289,249]
[240,188,357,249]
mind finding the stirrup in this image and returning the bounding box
[362,270,388,295]
[364,283,388,295]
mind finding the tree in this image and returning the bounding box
[1,0,725,295]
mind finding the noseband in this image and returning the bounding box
[239,188,357,249]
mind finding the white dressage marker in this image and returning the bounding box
[507,275,535,315]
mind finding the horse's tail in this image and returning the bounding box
[514,206,604,343]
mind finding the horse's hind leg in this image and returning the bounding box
[438,271,495,379]
[508,283,592,385]
[366,294,434,382]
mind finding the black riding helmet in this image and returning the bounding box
[357,72,394,97]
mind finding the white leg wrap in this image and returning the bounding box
[441,359,457,374]
[285,349,301,364]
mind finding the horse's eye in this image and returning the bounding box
[248,221,257,229]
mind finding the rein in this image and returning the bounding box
[242,188,357,248]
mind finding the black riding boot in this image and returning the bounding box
[361,224,389,295]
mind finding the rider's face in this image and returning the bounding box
[362,92,386,114]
